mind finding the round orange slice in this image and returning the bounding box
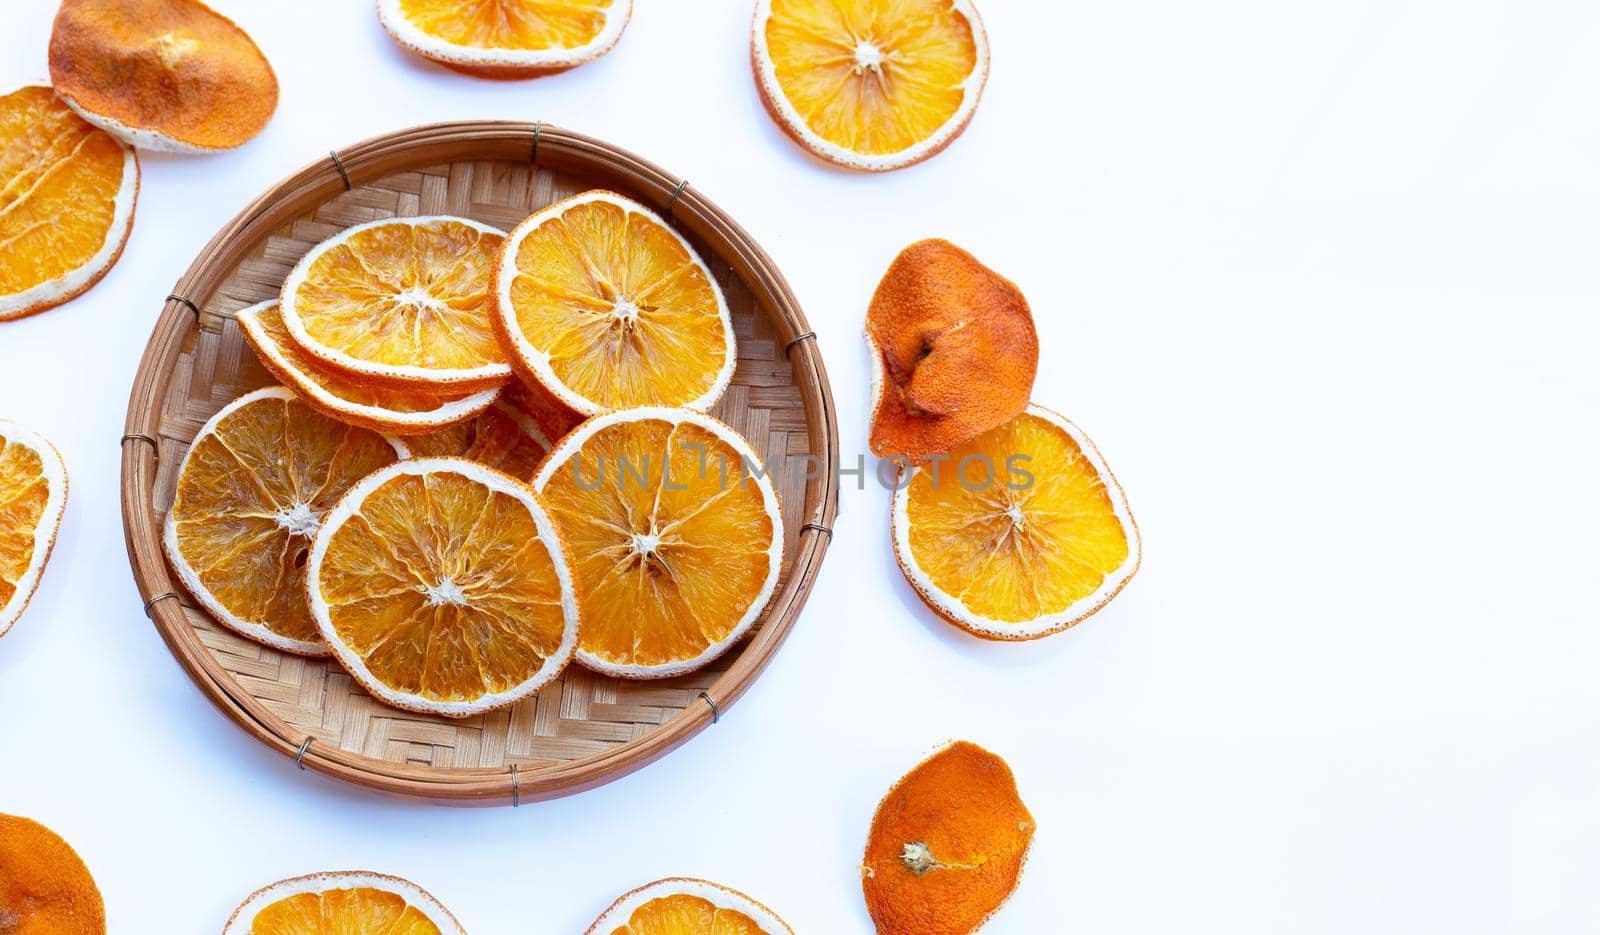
[392,400,551,477]
[892,405,1140,640]
[281,215,512,393]
[306,457,579,717]
[48,0,278,152]
[585,878,794,935]
[379,0,633,79]
[237,300,499,436]
[0,84,138,322]
[163,387,402,655]
[0,815,105,935]
[0,420,68,640]
[862,741,1035,935]
[223,871,464,935]
[494,191,735,416]
[752,0,990,171]
[532,407,782,678]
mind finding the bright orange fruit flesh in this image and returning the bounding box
[316,468,570,703]
[502,195,730,412]
[905,410,1130,624]
[250,887,441,935]
[289,219,508,382]
[0,85,128,307]
[606,894,767,935]
[399,0,610,50]
[538,417,775,671]
[0,435,51,614]
[763,0,979,156]
[168,393,398,647]
[0,815,105,935]
[399,404,548,477]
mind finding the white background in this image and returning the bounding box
[3,0,1599,931]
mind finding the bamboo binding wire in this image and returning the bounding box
[120,122,840,805]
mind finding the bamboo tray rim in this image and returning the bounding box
[119,121,840,804]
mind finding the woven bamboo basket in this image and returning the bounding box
[120,122,839,805]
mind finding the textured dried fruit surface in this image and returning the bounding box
[282,216,511,391]
[863,742,1034,935]
[0,85,136,321]
[754,0,988,170]
[0,814,105,935]
[308,459,577,716]
[868,239,1037,463]
[503,378,582,448]
[395,401,550,477]
[0,421,68,639]
[223,872,464,935]
[380,0,632,79]
[163,388,399,655]
[495,191,734,415]
[48,0,278,151]
[585,879,794,935]
[533,409,781,678]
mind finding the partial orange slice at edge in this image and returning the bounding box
[0,420,68,639]
[222,871,464,935]
[378,0,633,79]
[584,878,794,935]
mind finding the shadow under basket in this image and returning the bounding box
[120,122,840,805]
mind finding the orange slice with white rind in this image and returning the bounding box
[392,399,551,477]
[163,387,402,656]
[0,84,138,322]
[752,0,990,172]
[0,421,68,640]
[238,300,500,436]
[378,0,633,79]
[222,871,465,935]
[306,457,579,716]
[494,191,735,416]
[532,407,783,678]
[892,404,1139,640]
[48,0,278,152]
[585,878,795,935]
[281,215,512,392]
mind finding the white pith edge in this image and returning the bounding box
[222,871,466,935]
[378,0,633,72]
[387,398,553,459]
[280,215,514,389]
[306,457,580,716]
[161,387,406,657]
[0,421,67,638]
[584,878,794,935]
[237,300,501,433]
[751,0,990,172]
[531,406,784,679]
[891,404,1141,639]
[59,93,215,153]
[0,84,139,320]
[494,190,736,416]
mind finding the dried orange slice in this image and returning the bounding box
[752,0,989,171]
[503,378,582,448]
[586,878,794,934]
[868,239,1037,464]
[307,457,579,716]
[862,741,1035,935]
[392,400,551,477]
[223,871,464,935]
[238,300,500,436]
[892,405,1139,640]
[281,215,512,393]
[163,387,402,655]
[379,0,633,79]
[532,407,782,678]
[0,421,68,640]
[0,84,138,322]
[0,815,105,935]
[494,191,735,416]
[48,0,278,152]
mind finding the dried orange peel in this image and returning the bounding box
[222,871,465,935]
[48,0,278,152]
[862,741,1035,935]
[0,420,69,640]
[868,239,1037,464]
[0,814,105,935]
[752,0,989,171]
[0,84,138,322]
[391,399,551,477]
[379,0,633,79]
[585,878,795,935]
